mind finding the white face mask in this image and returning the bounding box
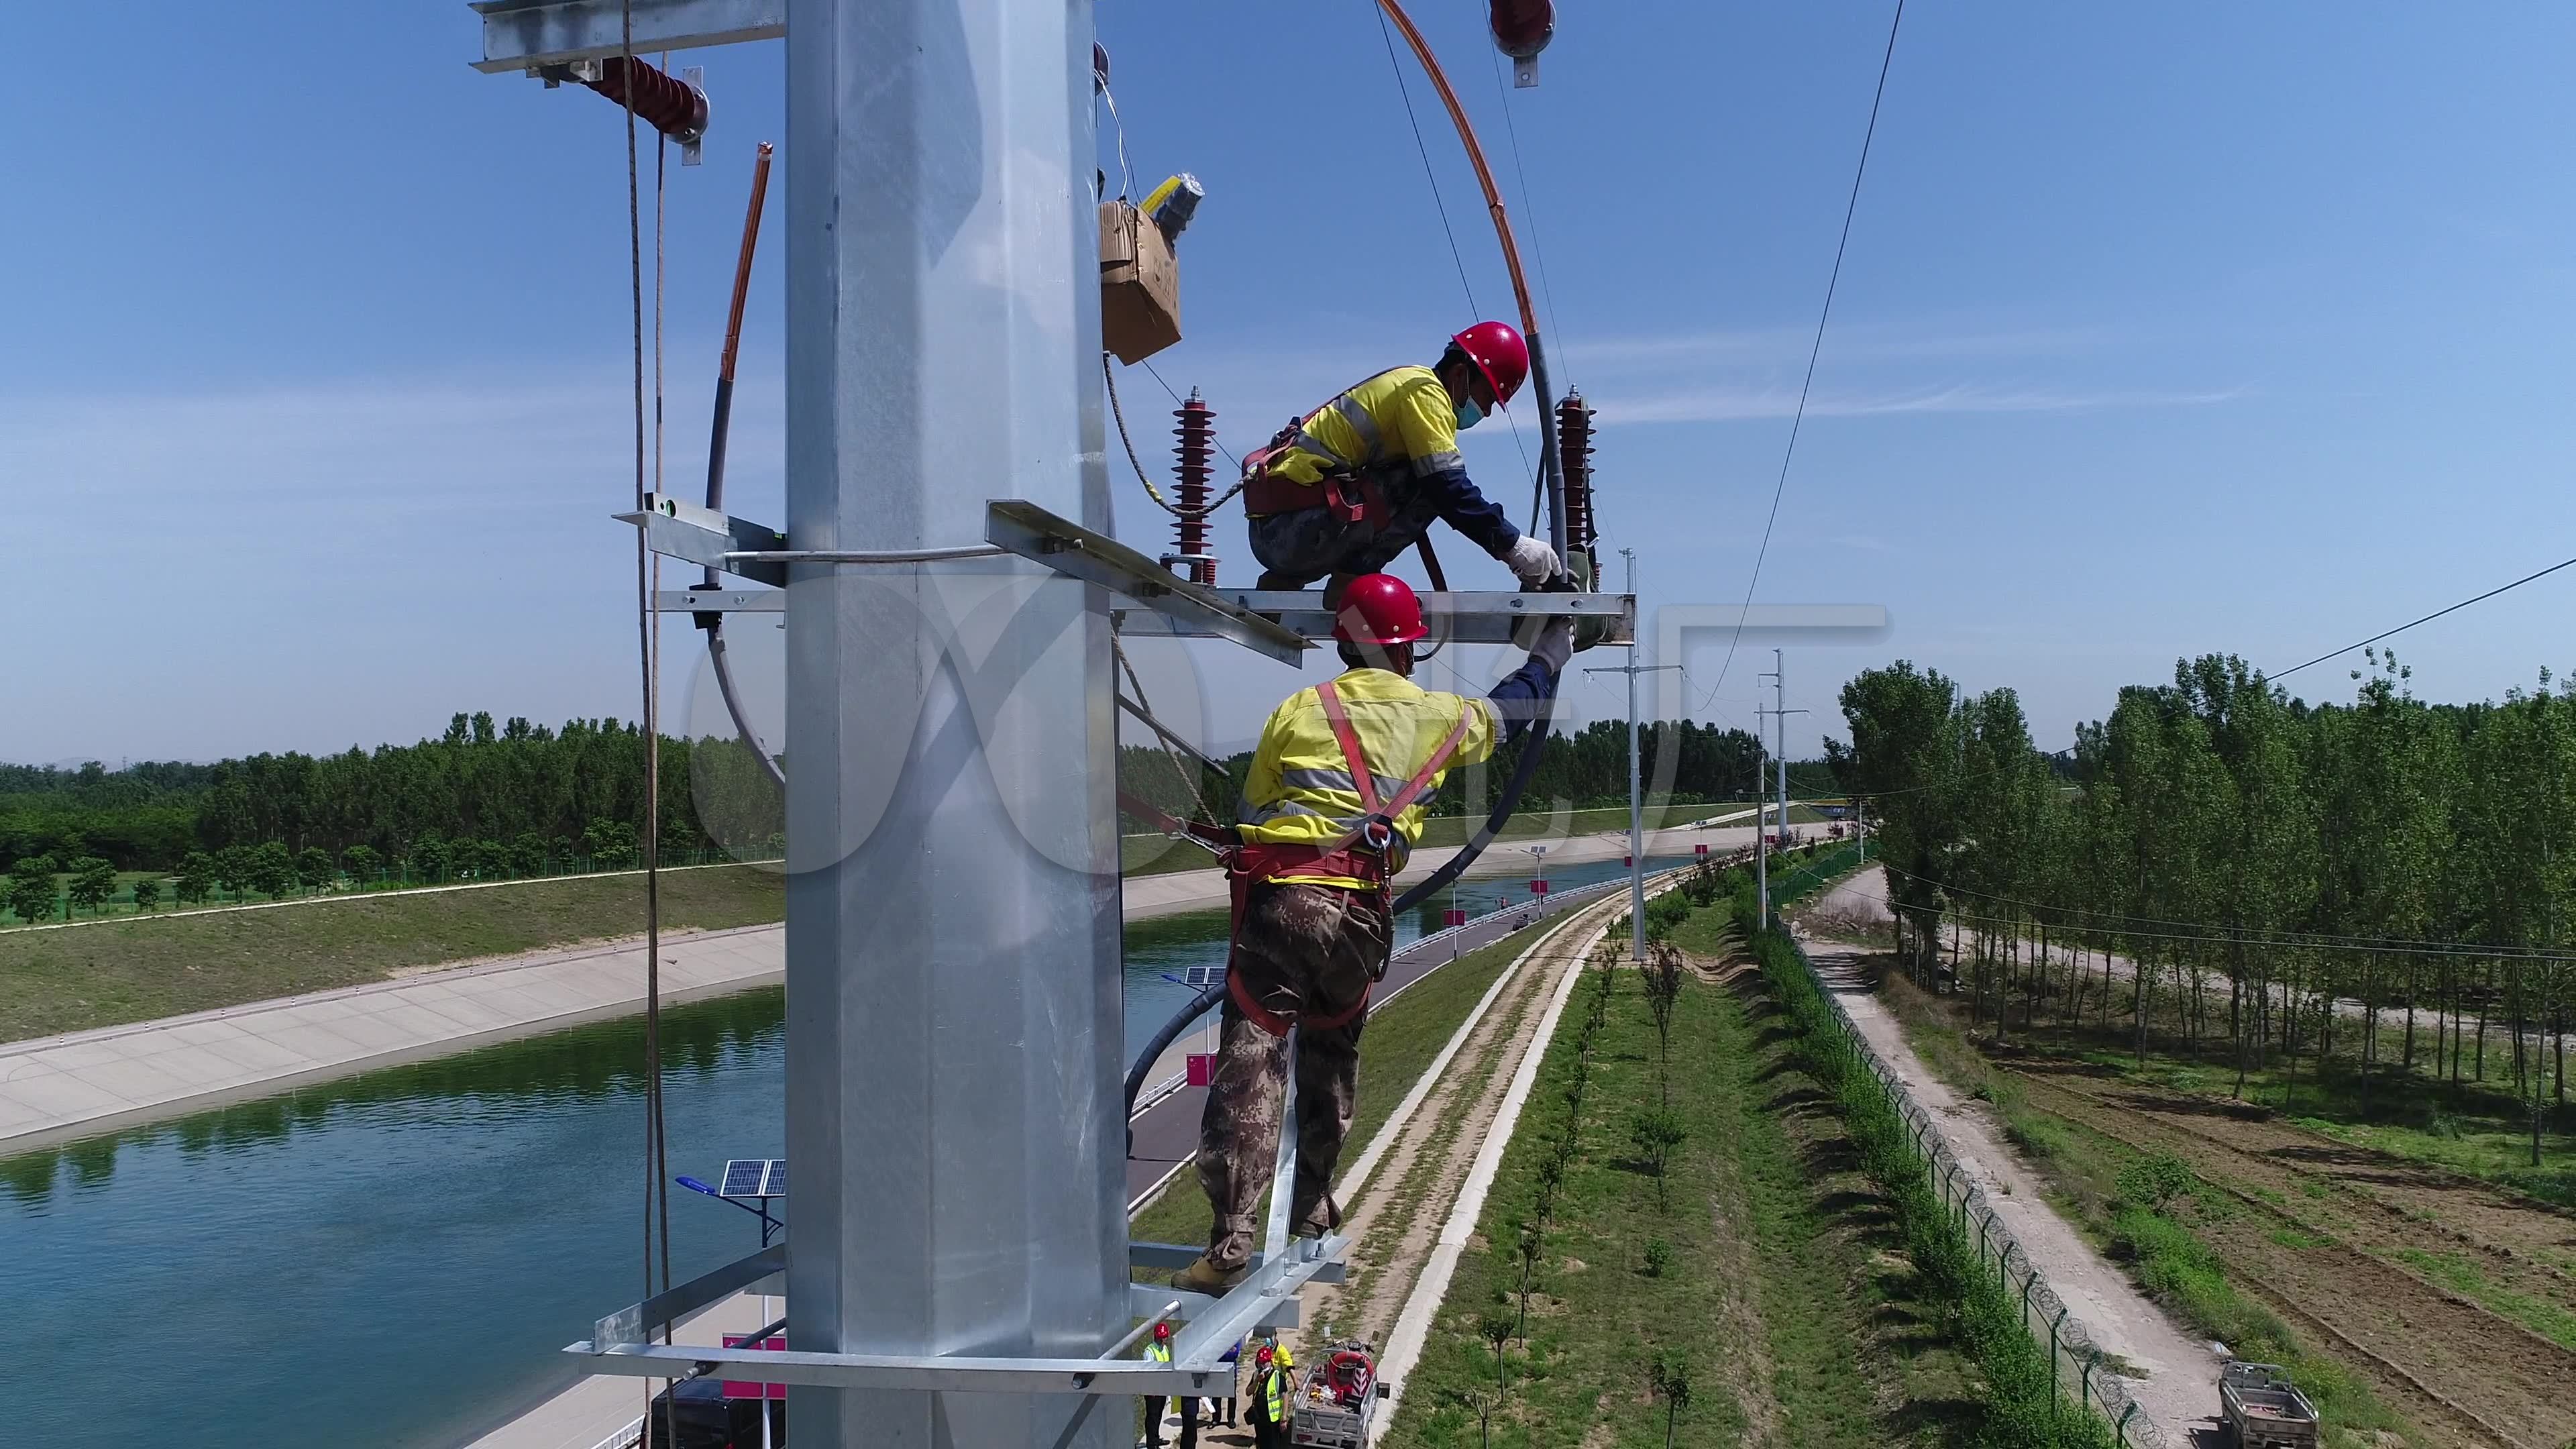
[1454,398,1485,431]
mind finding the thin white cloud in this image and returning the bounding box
[1598,381,2243,425]
[1561,323,2112,370]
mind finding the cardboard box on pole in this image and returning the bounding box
[1100,201,1181,364]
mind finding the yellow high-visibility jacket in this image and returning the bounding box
[1236,668,1501,890]
[1263,366,1464,491]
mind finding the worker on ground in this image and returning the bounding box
[1246,1344,1295,1449]
[1172,573,1572,1294]
[1240,322,1561,595]
[1142,1320,1199,1449]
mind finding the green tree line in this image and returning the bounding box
[1835,650,2572,1164]
[1,712,785,877]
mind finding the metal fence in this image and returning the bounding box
[1780,932,2167,1448]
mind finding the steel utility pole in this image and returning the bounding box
[1756,651,1807,926]
[1583,549,1682,961]
[780,6,1123,1446]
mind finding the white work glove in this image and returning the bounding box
[1527,616,1574,674]
[1503,534,1561,586]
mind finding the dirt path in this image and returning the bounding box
[1797,934,2224,1446]
[2017,1069,2576,1449]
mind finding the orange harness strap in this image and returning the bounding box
[1225,682,1473,1036]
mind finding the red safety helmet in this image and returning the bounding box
[1154,1322,1173,1342]
[1334,574,1428,647]
[1449,321,1529,407]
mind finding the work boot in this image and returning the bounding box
[1254,570,1309,592]
[1171,1254,1250,1295]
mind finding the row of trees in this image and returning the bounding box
[0,714,786,875]
[1,814,767,924]
[1835,651,2573,1161]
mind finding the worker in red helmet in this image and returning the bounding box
[1143,1319,1201,1449]
[1238,321,1560,594]
[1172,574,1570,1294]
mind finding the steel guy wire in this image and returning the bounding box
[1700,0,1907,716]
[1375,0,1479,320]
[1481,16,1566,356]
[1368,0,1542,510]
[2272,551,2576,682]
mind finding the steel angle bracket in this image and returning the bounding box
[1118,590,1635,647]
[653,588,780,614]
[1169,1232,1350,1366]
[565,1339,1224,1397]
[985,500,1310,665]
[615,492,788,588]
[472,0,785,72]
[590,1239,788,1350]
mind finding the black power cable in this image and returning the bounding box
[1699,0,1907,715]
[2272,553,2576,682]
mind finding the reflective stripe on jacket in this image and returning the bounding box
[1237,668,1500,889]
[1266,366,1463,488]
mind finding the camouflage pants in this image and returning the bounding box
[1197,879,1392,1271]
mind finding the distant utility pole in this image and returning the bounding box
[1584,549,1683,961]
[1756,649,1807,924]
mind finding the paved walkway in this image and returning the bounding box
[0,817,1765,1156]
[1799,926,2222,1446]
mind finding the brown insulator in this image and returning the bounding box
[1490,0,1554,59]
[1173,388,1218,585]
[583,55,710,146]
[1556,388,1597,558]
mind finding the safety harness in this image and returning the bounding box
[1120,678,1472,1038]
[1240,422,1392,529]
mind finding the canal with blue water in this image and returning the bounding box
[1,855,1693,1447]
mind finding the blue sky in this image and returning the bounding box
[13,3,2576,767]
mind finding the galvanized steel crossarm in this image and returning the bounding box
[1118,589,1636,645]
[471,0,784,72]
[985,500,1312,664]
[564,1339,1229,1397]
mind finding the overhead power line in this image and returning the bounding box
[1701,0,1907,715]
[2271,551,2576,682]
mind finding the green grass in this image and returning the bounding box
[2060,1046,2576,1213]
[2385,1246,2576,1350]
[1739,910,2115,1449]
[1386,945,1986,1448]
[1872,973,2424,1444]
[1128,922,1554,1254]
[0,864,789,1043]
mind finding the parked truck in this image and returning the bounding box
[2218,1361,2318,1449]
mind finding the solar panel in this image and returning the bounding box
[720,1159,769,1199]
[1183,965,1225,989]
[759,1159,788,1199]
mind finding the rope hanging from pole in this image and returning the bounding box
[614,8,677,1444]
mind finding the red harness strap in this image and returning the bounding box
[1225,680,1474,1036]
